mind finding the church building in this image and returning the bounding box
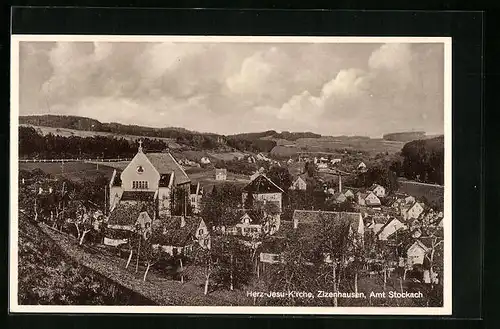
[108,141,191,218]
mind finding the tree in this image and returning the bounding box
[304,161,317,178]
[212,235,253,291]
[267,166,292,191]
[354,165,399,193]
[171,187,191,216]
[200,184,242,227]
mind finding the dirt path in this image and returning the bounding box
[39,223,253,306]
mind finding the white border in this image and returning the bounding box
[9,35,452,315]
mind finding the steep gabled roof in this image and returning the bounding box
[152,216,201,247]
[145,152,190,185]
[243,174,284,194]
[108,202,155,226]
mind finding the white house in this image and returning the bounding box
[330,158,342,165]
[370,184,386,198]
[200,156,211,165]
[152,216,211,256]
[215,168,227,181]
[357,162,367,171]
[402,202,425,220]
[189,182,203,214]
[406,240,430,266]
[344,189,355,199]
[242,174,284,212]
[357,191,381,207]
[330,192,347,204]
[289,175,307,191]
[256,153,271,162]
[377,218,407,241]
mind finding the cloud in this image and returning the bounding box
[18,41,444,136]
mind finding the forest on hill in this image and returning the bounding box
[383,131,426,142]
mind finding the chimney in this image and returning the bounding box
[180,216,186,228]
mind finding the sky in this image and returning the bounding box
[18,40,445,137]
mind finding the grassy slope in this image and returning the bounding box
[18,216,155,305]
[19,162,116,183]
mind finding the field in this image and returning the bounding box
[398,179,444,204]
[270,136,405,158]
[19,162,116,183]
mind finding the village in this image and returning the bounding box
[20,138,445,307]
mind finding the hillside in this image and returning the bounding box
[18,214,154,305]
[383,131,426,142]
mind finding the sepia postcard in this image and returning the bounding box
[10,35,452,315]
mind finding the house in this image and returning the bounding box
[344,189,355,199]
[357,191,381,207]
[365,214,389,235]
[215,168,227,181]
[357,162,367,171]
[189,182,203,214]
[242,174,284,211]
[108,142,191,217]
[287,158,294,165]
[289,175,307,191]
[330,158,342,165]
[200,156,211,165]
[247,156,256,164]
[369,184,386,198]
[401,201,425,220]
[256,153,271,162]
[377,217,407,241]
[406,240,430,266]
[292,210,365,249]
[152,216,210,256]
[330,192,347,204]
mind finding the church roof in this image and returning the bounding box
[145,152,191,185]
[243,174,284,194]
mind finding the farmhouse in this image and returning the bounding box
[189,182,203,214]
[152,216,210,256]
[242,174,284,211]
[401,201,425,220]
[377,217,407,241]
[215,168,227,181]
[369,184,386,198]
[406,240,430,266]
[289,175,307,191]
[292,210,365,248]
[357,191,381,207]
[357,162,367,171]
[108,142,191,217]
[224,207,281,238]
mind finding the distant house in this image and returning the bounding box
[365,214,389,235]
[330,158,341,165]
[200,156,211,165]
[401,201,425,220]
[292,210,365,250]
[406,240,430,266]
[247,156,256,164]
[357,162,367,171]
[289,175,307,191]
[330,192,347,204]
[189,182,203,214]
[377,217,407,241]
[357,191,381,207]
[242,174,284,212]
[287,158,294,165]
[152,216,210,256]
[369,184,386,198]
[344,189,355,199]
[256,153,271,162]
[215,168,227,181]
